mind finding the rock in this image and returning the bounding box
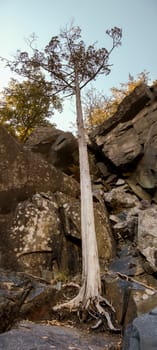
[90,84,153,140]
[96,161,111,177]
[96,121,142,167]
[122,307,157,350]
[104,271,157,330]
[116,179,126,186]
[103,273,137,328]
[1,84,157,345]
[134,135,157,192]
[110,213,138,242]
[0,212,21,270]
[133,100,157,146]
[8,191,115,277]
[9,192,81,277]
[0,321,122,350]
[126,178,152,201]
[0,269,63,332]
[104,185,141,243]
[0,280,31,333]
[0,126,79,213]
[137,205,157,271]
[109,247,144,276]
[104,185,140,211]
[24,126,79,175]
[90,84,157,174]
[0,269,122,348]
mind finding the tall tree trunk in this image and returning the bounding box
[53,78,119,331]
[75,77,101,306]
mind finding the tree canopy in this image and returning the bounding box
[6,26,122,95]
[0,75,62,141]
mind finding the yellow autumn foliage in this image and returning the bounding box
[85,71,149,131]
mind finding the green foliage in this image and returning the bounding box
[84,70,150,131]
[0,76,62,141]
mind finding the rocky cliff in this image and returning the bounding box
[1,83,157,349]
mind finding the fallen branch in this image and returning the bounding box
[117,272,156,291]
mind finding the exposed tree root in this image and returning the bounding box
[53,287,120,332]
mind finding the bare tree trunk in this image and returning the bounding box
[75,79,101,306]
[53,77,119,331]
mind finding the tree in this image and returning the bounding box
[0,76,62,141]
[84,70,149,130]
[6,25,122,329]
[83,87,113,130]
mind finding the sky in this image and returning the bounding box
[0,0,157,131]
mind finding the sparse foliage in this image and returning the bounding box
[4,25,122,95]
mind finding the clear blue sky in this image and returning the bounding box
[0,0,156,131]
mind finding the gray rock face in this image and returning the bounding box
[0,321,121,350]
[102,179,157,329]
[104,270,157,330]
[10,192,81,277]
[97,121,142,167]
[104,184,140,241]
[0,269,121,348]
[9,191,115,277]
[0,126,79,213]
[1,83,157,343]
[122,307,157,350]
[90,83,153,139]
[0,269,58,333]
[90,85,157,193]
[137,205,157,271]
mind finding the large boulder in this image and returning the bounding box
[8,191,115,277]
[104,182,140,242]
[122,307,157,349]
[24,126,79,174]
[104,272,157,330]
[94,121,142,167]
[90,84,154,140]
[90,84,157,175]
[0,269,57,332]
[9,192,81,277]
[0,126,79,213]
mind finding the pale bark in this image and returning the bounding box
[75,77,101,305]
[53,75,119,331]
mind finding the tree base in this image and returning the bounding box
[53,284,121,332]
